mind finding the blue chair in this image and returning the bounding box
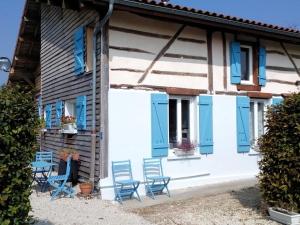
[47,156,74,200]
[32,151,53,191]
[112,160,141,203]
[143,158,170,199]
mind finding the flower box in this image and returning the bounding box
[268,207,300,225]
[173,148,195,156]
[61,123,77,134]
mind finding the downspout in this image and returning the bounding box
[90,0,114,184]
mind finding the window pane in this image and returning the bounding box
[181,100,190,141]
[250,102,255,145]
[169,99,177,147]
[258,103,264,137]
[241,48,249,81]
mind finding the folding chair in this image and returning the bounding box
[32,151,53,192]
[143,158,170,199]
[112,160,141,203]
[47,156,74,200]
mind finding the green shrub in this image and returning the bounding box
[258,93,300,213]
[0,85,39,225]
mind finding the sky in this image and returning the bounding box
[0,0,300,85]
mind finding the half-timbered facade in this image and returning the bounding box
[9,0,300,200]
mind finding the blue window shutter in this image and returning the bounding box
[230,41,241,84]
[74,27,85,75]
[45,104,52,129]
[259,47,267,86]
[199,95,213,154]
[151,93,168,157]
[272,97,283,105]
[236,96,250,153]
[55,100,63,126]
[76,96,87,130]
[38,95,42,117]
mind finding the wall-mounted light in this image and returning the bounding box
[0,57,11,72]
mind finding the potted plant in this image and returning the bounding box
[173,139,196,156]
[79,181,93,195]
[58,148,70,161]
[61,115,77,134]
[268,207,300,225]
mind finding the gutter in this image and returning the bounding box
[90,0,114,185]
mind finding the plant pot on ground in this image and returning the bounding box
[268,207,300,225]
[79,182,93,195]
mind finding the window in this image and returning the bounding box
[240,45,253,83]
[64,100,76,118]
[168,96,196,149]
[250,99,269,147]
[85,26,93,72]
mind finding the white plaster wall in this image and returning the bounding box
[109,11,208,89]
[99,89,259,200]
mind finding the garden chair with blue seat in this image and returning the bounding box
[32,151,53,191]
[47,155,74,200]
[143,158,170,199]
[112,160,141,203]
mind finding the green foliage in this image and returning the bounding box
[258,93,300,213]
[0,85,39,224]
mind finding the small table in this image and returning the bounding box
[31,161,57,192]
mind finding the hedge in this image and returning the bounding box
[258,93,300,213]
[0,85,39,225]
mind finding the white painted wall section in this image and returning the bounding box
[99,89,259,200]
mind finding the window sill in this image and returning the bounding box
[59,129,78,134]
[248,147,261,156]
[167,149,201,161]
[237,84,261,91]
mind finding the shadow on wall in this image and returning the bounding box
[230,186,262,213]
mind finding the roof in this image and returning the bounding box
[131,0,300,34]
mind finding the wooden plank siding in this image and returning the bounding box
[40,5,102,180]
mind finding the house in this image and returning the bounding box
[9,0,300,200]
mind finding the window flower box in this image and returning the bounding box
[173,140,197,156]
[268,207,300,225]
[61,116,77,134]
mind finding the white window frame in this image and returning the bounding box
[250,98,270,152]
[240,45,253,85]
[168,96,197,147]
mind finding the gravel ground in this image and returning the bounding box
[131,187,279,225]
[30,186,154,225]
[30,185,279,225]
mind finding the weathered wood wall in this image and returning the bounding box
[40,4,102,180]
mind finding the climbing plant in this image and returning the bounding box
[0,85,39,225]
[258,93,300,213]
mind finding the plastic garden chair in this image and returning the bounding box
[47,155,74,200]
[112,160,141,203]
[32,151,53,191]
[143,158,170,199]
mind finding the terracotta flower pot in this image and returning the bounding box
[79,182,93,195]
[72,152,80,161]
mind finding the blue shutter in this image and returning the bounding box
[76,96,86,130]
[38,95,42,117]
[74,27,85,75]
[236,96,250,153]
[230,41,241,84]
[272,97,283,105]
[259,47,266,86]
[199,95,213,154]
[151,93,168,157]
[55,100,63,126]
[45,104,52,129]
